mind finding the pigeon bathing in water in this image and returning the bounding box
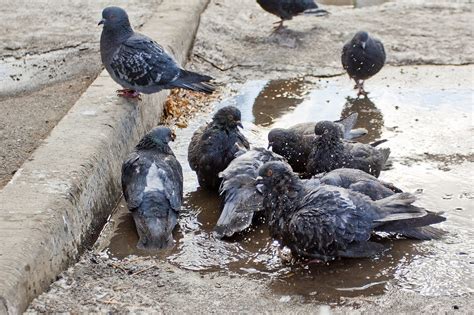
[268,113,367,173]
[256,161,446,262]
[306,120,390,177]
[121,127,183,249]
[188,106,250,191]
[214,148,286,238]
[99,6,215,100]
[342,31,386,97]
[215,149,400,239]
[256,0,329,32]
[314,168,402,201]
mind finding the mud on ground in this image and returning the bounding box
[27,0,473,313]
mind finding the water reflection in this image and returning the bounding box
[341,96,384,143]
[252,78,309,126]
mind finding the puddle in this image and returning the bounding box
[101,65,473,303]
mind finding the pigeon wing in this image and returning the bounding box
[121,152,147,211]
[110,33,181,89]
[288,188,373,259]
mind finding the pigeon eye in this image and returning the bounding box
[266,169,273,177]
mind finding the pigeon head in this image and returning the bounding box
[136,126,176,151]
[132,210,176,250]
[267,128,296,150]
[314,121,343,139]
[99,6,132,34]
[212,106,243,129]
[256,161,297,194]
[352,31,370,49]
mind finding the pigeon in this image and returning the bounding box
[268,113,367,173]
[121,126,183,249]
[306,120,390,177]
[214,147,286,238]
[99,6,215,99]
[188,106,250,191]
[256,161,446,261]
[314,168,402,201]
[341,31,386,97]
[256,0,329,32]
[216,151,399,239]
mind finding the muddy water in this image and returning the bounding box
[101,66,473,303]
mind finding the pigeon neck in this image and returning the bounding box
[102,24,134,44]
[265,176,303,221]
[136,137,173,155]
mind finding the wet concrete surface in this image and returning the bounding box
[98,65,473,304]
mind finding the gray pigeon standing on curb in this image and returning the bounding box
[256,0,329,32]
[341,31,386,97]
[121,127,183,249]
[99,6,215,100]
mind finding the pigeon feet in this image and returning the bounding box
[354,80,368,98]
[117,89,142,100]
[271,20,286,34]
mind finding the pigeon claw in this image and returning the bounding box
[116,89,142,101]
[354,80,368,98]
[271,20,286,35]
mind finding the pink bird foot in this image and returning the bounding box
[117,89,142,100]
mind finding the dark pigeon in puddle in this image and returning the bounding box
[306,120,390,177]
[268,113,367,173]
[121,126,183,249]
[188,106,250,191]
[256,0,329,32]
[216,150,399,239]
[256,161,446,262]
[99,6,214,100]
[314,168,402,201]
[341,31,386,97]
[214,148,287,238]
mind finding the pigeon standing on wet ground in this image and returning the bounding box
[256,161,446,262]
[99,6,215,100]
[121,127,183,249]
[268,113,367,173]
[256,0,329,32]
[188,106,250,191]
[342,31,386,97]
[306,120,390,177]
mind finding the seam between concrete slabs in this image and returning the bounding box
[0,0,210,313]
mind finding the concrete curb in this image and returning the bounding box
[0,1,209,313]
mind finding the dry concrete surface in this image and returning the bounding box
[25,0,473,314]
[0,0,210,313]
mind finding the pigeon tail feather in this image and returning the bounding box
[172,69,215,94]
[303,8,330,16]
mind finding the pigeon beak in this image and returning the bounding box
[255,176,265,194]
[361,41,366,49]
[236,121,243,128]
[267,143,272,150]
[98,18,105,26]
[170,130,176,142]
